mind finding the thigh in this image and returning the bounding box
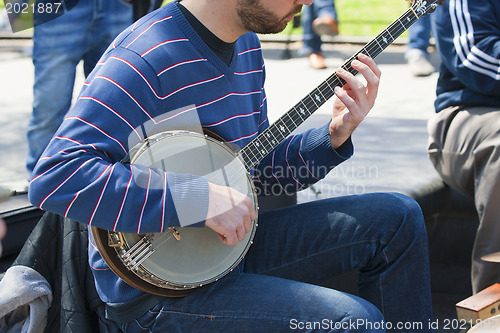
[242,193,433,329]
[244,192,421,285]
[428,106,500,195]
[123,273,383,333]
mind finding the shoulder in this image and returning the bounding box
[115,4,182,53]
[235,32,265,71]
[235,32,263,56]
[101,3,195,78]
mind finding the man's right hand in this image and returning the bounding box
[205,182,256,246]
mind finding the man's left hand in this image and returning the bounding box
[329,53,381,149]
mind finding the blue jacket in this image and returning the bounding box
[430,0,500,112]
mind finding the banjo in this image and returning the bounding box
[91,0,441,297]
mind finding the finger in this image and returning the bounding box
[241,195,257,223]
[339,86,357,100]
[0,220,6,240]
[224,231,238,246]
[244,216,252,234]
[334,85,357,112]
[353,54,380,97]
[336,68,365,92]
[237,205,252,238]
[335,68,366,109]
[236,223,246,242]
[211,217,238,246]
[357,53,381,79]
[351,59,379,89]
[350,61,377,110]
[217,233,227,244]
[248,203,257,222]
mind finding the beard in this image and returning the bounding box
[236,0,302,34]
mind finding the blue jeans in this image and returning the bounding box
[119,193,433,332]
[26,0,132,175]
[302,0,337,54]
[407,14,431,53]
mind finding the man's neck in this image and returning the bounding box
[179,0,247,43]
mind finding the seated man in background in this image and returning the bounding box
[428,0,500,293]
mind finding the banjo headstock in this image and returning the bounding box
[409,0,443,17]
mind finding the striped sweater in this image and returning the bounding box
[28,2,352,303]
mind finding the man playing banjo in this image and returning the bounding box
[29,0,435,331]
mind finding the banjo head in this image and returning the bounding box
[95,130,257,296]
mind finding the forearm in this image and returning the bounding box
[29,146,209,233]
[254,122,353,195]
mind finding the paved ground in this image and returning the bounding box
[0,37,442,202]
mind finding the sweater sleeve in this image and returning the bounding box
[28,46,209,234]
[253,89,353,195]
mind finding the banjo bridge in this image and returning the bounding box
[169,227,181,241]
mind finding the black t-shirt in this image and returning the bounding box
[176,1,235,66]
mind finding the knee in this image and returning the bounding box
[375,192,427,242]
[388,192,424,224]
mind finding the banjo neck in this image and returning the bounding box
[239,0,438,171]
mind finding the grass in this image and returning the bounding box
[283,0,411,38]
[335,0,411,36]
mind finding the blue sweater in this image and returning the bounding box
[28,2,352,303]
[431,0,500,112]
